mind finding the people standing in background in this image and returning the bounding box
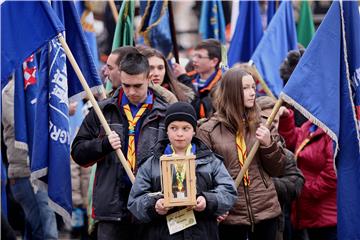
[2,79,58,239]
[139,47,195,103]
[278,107,337,240]
[103,47,139,96]
[173,39,222,119]
[256,96,305,240]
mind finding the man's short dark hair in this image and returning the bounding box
[195,39,221,63]
[120,53,150,76]
[111,46,139,67]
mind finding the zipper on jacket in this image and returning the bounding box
[258,166,269,188]
[243,185,256,232]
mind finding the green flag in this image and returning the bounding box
[296,1,315,48]
[111,0,135,50]
[106,0,135,92]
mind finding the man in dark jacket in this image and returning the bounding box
[173,39,222,119]
[71,53,169,240]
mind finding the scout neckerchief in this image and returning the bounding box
[121,90,153,172]
[192,68,222,93]
[164,143,196,156]
[192,69,222,118]
[236,132,250,186]
[294,124,318,161]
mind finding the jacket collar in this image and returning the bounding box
[151,137,213,161]
[104,87,168,115]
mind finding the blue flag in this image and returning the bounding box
[1,1,64,84]
[14,55,39,155]
[52,1,102,100]
[74,1,100,68]
[199,0,226,44]
[267,1,276,25]
[251,1,297,97]
[30,39,72,225]
[228,1,263,66]
[280,2,360,239]
[267,1,282,25]
[139,1,173,58]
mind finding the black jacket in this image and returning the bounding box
[177,70,221,120]
[71,89,168,221]
[128,138,237,240]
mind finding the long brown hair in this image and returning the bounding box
[215,67,260,136]
[138,46,189,102]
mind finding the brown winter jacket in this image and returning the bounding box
[197,116,286,227]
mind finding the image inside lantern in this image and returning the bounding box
[160,154,197,207]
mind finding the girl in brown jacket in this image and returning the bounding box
[197,68,286,240]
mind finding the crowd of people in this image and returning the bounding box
[2,28,337,240]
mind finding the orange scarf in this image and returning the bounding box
[123,104,148,171]
[236,132,250,186]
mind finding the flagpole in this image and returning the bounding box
[234,98,283,188]
[57,33,135,183]
[248,60,276,99]
[108,0,119,23]
[168,1,180,63]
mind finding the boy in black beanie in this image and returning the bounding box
[128,102,237,240]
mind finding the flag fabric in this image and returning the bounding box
[14,55,39,154]
[112,0,135,50]
[30,39,72,225]
[251,1,297,97]
[228,1,263,66]
[199,0,226,44]
[267,1,277,25]
[280,2,360,239]
[106,0,135,93]
[296,0,315,48]
[51,1,103,101]
[267,1,282,25]
[230,0,239,39]
[139,1,173,59]
[74,1,100,68]
[1,1,64,84]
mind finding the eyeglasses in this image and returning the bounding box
[191,54,210,60]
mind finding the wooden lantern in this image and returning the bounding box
[160,154,197,207]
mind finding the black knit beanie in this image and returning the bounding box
[165,102,197,131]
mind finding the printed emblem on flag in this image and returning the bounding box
[23,55,37,89]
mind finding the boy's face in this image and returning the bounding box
[167,121,194,154]
[191,49,217,75]
[121,71,150,105]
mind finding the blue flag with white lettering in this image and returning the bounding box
[280,2,360,238]
[228,1,263,66]
[1,1,64,85]
[199,0,226,44]
[31,39,72,225]
[251,1,297,97]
